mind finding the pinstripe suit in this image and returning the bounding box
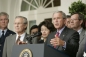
[45,27,79,57]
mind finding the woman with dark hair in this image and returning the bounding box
[29,25,39,44]
[30,25,39,35]
[38,20,56,43]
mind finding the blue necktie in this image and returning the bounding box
[1,31,4,37]
[0,31,4,43]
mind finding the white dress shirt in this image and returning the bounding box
[77,28,83,35]
[57,26,65,36]
[0,29,7,37]
[16,33,26,41]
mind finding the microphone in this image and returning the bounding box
[26,32,42,40]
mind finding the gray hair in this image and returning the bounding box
[15,16,28,30]
[15,16,28,24]
[0,12,9,19]
[53,11,66,19]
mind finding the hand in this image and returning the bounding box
[50,35,65,46]
[17,41,27,45]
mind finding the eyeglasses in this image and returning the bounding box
[70,19,79,21]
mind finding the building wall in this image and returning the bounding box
[0,0,86,33]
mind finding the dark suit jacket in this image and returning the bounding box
[45,27,79,57]
[38,39,44,43]
[0,29,15,57]
[76,29,86,57]
[2,33,36,57]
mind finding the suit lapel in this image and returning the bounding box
[9,34,16,54]
[23,33,29,43]
[47,31,56,47]
[47,27,68,49]
[79,29,85,44]
[5,29,11,37]
[51,27,67,49]
[0,29,11,43]
[10,34,16,45]
[57,27,68,49]
[60,27,67,40]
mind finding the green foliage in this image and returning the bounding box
[69,1,86,19]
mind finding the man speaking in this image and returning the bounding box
[45,11,79,57]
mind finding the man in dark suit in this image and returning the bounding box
[45,11,79,57]
[2,16,36,57]
[70,13,86,57]
[0,12,15,57]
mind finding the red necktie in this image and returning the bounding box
[56,32,59,37]
[54,32,59,48]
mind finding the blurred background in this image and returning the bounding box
[0,0,86,33]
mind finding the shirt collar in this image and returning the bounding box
[16,32,26,41]
[16,32,26,37]
[57,26,65,35]
[0,29,7,35]
[77,28,83,34]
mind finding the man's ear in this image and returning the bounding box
[8,19,9,23]
[80,20,83,25]
[25,24,28,28]
[64,19,66,24]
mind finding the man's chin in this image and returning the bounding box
[15,31,20,33]
[55,26,59,29]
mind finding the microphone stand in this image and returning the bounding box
[26,36,33,44]
[26,32,42,44]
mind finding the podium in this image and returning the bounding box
[11,44,44,57]
[11,44,69,57]
[44,44,69,57]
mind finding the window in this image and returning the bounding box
[29,20,36,29]
[21,0,60,11]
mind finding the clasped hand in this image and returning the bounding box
[50,35,65,46]
[17,41,27,45]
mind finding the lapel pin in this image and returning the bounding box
[63,35,65,37]
[10,34,12,35]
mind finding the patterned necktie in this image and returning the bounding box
[54,32,59,48]
[16,36,21,44]
[56,32,59,37]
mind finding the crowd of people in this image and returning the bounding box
[0,11,86,57]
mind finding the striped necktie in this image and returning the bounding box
[16,36,21,44]
[54,32,59,48]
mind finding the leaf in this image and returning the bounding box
[69,1,86,19]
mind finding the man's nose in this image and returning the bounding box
[55,19,58,22]
[15,24,18,27]
[2,20,5,22]
[43,31,46,33]
[70,20,73,23]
